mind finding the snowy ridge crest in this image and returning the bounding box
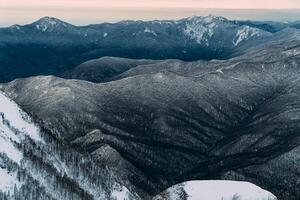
[184,15,220,46]
[0,91,45,195]
[233,26,265,46]
[155,181,278,200]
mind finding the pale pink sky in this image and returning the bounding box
[0,0,300,26]
[1,0,300,9]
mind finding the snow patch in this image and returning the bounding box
[111,184,131,200]
[144,27,157,36]
[215,62,241,74]
[0,168,22,193]
[184,16,218,46]
[10,25,24,33]
[0,92,42,142]
[155,72,164,79]
[35,17,66,32]
[155,180,277,200]
[216,68,224,74]
[233,26,263,46]
[14,25,21,30]
[0,136,23,164]
[282,48,300,56]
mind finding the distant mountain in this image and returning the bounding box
[1,35,300,200]
[62,57,161,83]
[233,20,290,33]
[1,15,298,82]
[63,28,300,84]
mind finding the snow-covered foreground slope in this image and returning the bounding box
[0,91,42,195]
[0,91,42,142]
[155,181,277,200]
[0,91,138,199]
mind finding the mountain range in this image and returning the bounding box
[0,15,300,200]
[1,24,300,199]
[0,15,299,83]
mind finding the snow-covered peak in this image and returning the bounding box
[184,15,223,46]
[187,15,228,24]
[155,180,277,200]
[144,27,158,36]
[204,15,227,23]
[183,15,270,47]
[233,26,265,46]
[39,16,59,23]
[33,16,70,32]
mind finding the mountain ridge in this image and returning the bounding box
[1,37,300,199]
[0,15,298,82]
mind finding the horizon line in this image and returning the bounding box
[2,14,299,28]
[1,8,300,27]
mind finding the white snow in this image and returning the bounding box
[216,68,224,74]
[282,48,300,56]
[14,25,21,30]
[202,15,226,24]
[155,72,164,79]
[10,25,23,33]
[144,27,157,36]
[0,92,42,142]
[166,184,186,200]
[0,168,22,193]
[0,119,20,144]
[184,181,276,200]
[35,17,65,32]
[184,16,218,46]
[36,24,49,32]
[0,136,23,164]
[214,62,241,74]
[111,184,131,200]
[183,16,268,47]
[0,90,45,164]
[233,26,263,46]
[156,180,277,200]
